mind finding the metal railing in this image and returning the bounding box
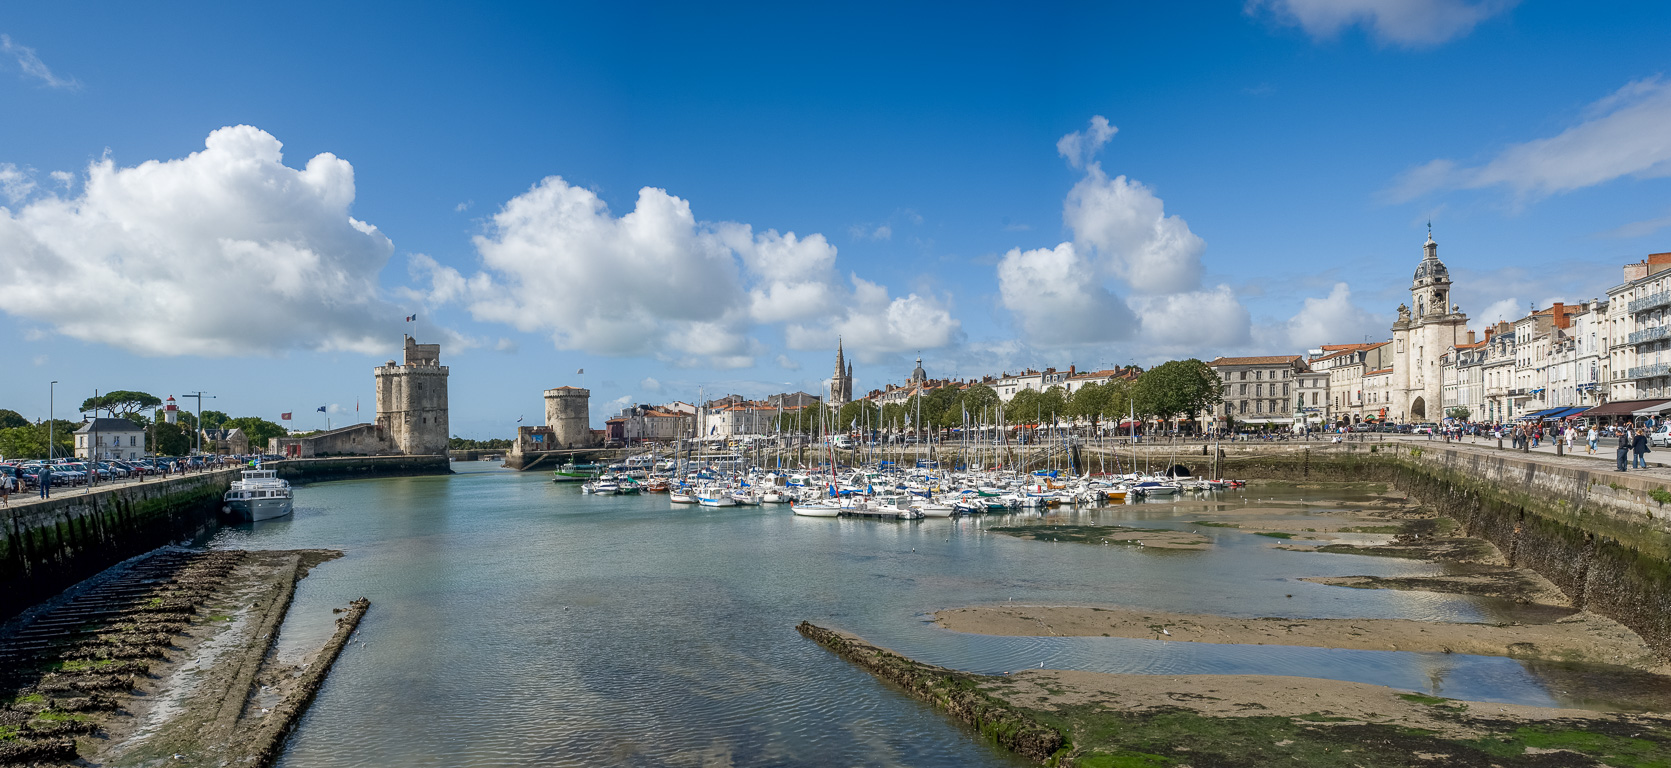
[1629,292,1671,314]
[1629,325,1671,345]
[1628,362,1670,380]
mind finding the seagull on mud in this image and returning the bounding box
[1161,628,1171,636]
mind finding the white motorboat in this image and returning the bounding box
[791,501,841,517]
[914,501,955,517]
[223,469,293,522]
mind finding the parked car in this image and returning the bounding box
[1651,424,1671,448]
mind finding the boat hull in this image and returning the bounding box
[225,497,293,522]
[791,505,841,517]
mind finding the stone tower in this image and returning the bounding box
[829,339,854,406]
[1390,231,1469,422]
[910,355,927,384]
[374,335,451,455]
[544,386,594,447]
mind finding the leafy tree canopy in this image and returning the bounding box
[1131,359,1222,421]
[0,409,28,430]
[150,421,193,457]
[200,410,230,430]
[224,417,286,451]
[80,391,162,421]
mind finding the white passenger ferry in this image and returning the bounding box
[223,468,294,522]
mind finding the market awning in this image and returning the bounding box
[1579,399,1671,417]
[1518,407,1562,420]
[1632,402,1671,416]
[1549,406,1589,419]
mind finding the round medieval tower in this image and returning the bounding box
[374,335,451,455]
[544,386,593,447]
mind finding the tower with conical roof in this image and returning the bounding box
[910,355,927,384]
[1390,228,1469,422]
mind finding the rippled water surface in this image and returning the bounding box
[204,463,1659,766]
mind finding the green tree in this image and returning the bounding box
[0,425,46,459]
[1446,406,1471,421]
[1066,382,1106,428]
[1131,359,1223,427]
[1008,388,1042,425]
[0,409,28,429]
[959,384,1000,424]
[1039,386,1067,426]
[200,410,230,430]
[1099,380,1134,424]
[80,391,162,421]
[150,421,193,456]
[836,401,868,433]
[225,417,287,452]
[921,384,963,429]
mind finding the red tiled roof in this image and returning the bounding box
[1211,355,1303,366]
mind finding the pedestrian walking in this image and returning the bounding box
[1617,428,1632,471]
[1565,426,1574,452]
[39,467,51,498]
[1633,428,1651,469]
[1588,426,1599,455]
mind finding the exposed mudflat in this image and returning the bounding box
[934,605,1666,673]
[1302,567,1572,605]
[805,622,1671,768]
[987,524,1211,549]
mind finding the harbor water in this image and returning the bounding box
[205,462,1667,767]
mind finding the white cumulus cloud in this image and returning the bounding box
[460,177,749,359]
[1056,115,1116,170]
[414,177,961,367]
[0,125,401,357]
[1131,286,1251,349]
[1246,0,1517,47]
[1391,77,1671,202]
[785,275,961,363]
[1282,282,1384,350]
[997,242,1134,346]
[997,116,1250,355]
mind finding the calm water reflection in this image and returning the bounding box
[204,463,1666,767]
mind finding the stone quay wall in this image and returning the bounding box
[270,455,451,485]
[0,470,236,622]
[1166,442,1671,661]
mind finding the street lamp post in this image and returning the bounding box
[184,392,215,457]
[49,381,58,461]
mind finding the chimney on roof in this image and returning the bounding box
[1068,364,1075,376]
[1551,302,1569,329]
[1467,331,1476,344]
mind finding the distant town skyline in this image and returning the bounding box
[3,2,1670,437]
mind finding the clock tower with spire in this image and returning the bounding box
[1390,228,1470,422]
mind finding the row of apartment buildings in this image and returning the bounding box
[1205,250,1671,431]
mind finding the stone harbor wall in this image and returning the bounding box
[0,471,235,622]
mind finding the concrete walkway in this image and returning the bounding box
[1376,432,1671,478]
[2,467,238,511]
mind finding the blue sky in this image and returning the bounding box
[3,1,1670,437]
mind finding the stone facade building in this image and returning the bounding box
[74,418,146,460]
[1206,355,1309,430]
